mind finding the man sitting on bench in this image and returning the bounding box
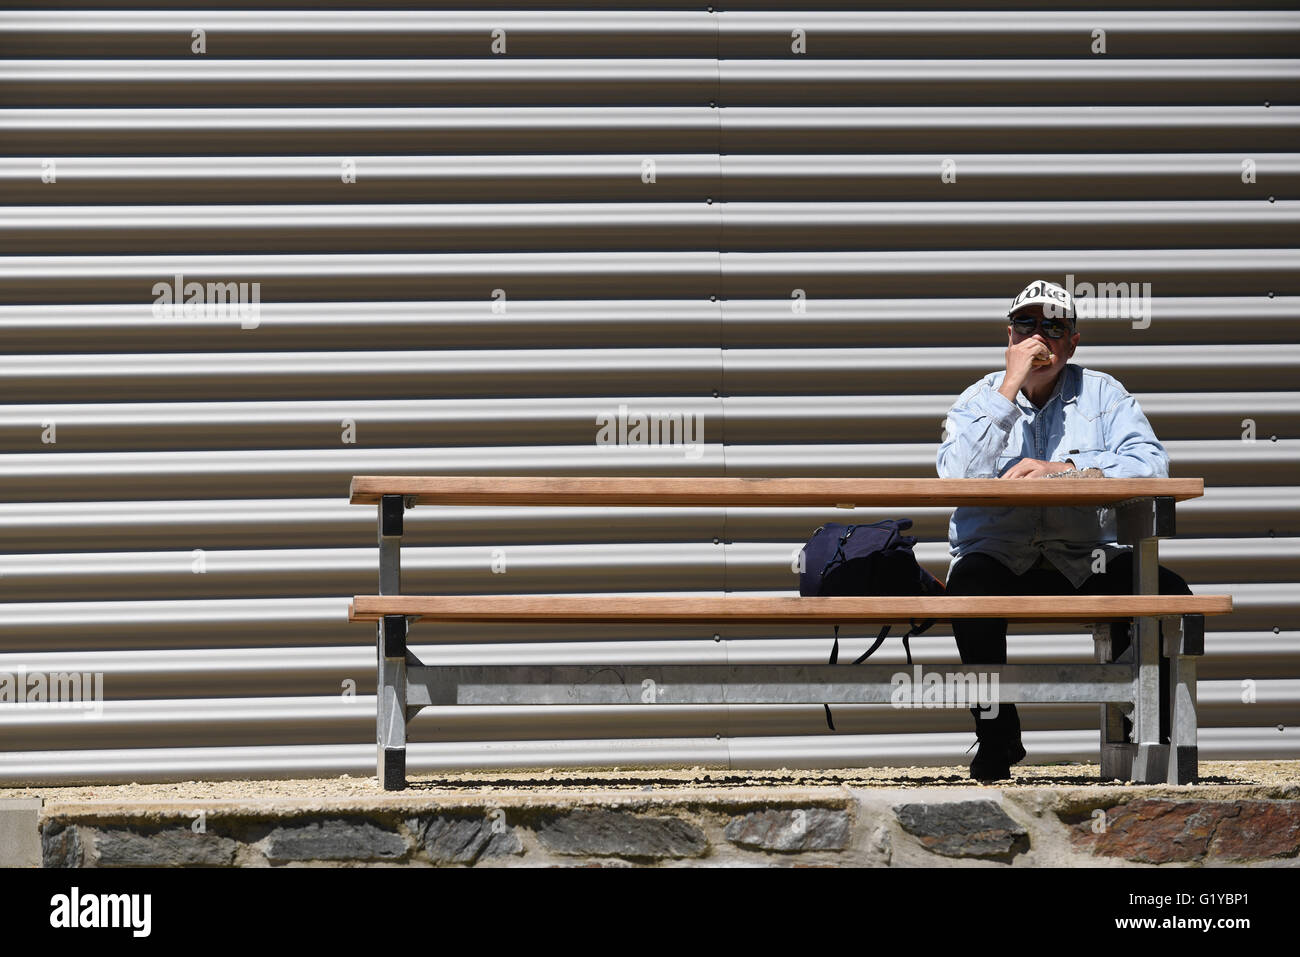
[936,278,1194,782]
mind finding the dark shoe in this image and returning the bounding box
[970,739,1013,781]
[967,703,1026,780]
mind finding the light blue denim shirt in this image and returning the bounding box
[936,362,1170,588]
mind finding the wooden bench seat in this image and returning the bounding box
[349,594,1231,625]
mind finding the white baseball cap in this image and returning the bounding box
[1008,279,1076,323]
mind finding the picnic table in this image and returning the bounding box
[349,476,1231,790]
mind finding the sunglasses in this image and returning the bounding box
[1010,314,1073,339]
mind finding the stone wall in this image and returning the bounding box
[36,785,1300,867]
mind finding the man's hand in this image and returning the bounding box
[997,336,1055,403]
[1000,457,1075,479]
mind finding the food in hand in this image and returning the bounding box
[1030,348,1053,366]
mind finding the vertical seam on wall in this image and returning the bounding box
[712,4,731,594]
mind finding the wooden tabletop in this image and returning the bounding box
[350,475,1204,507]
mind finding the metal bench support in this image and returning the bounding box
[1093,621,1136,781]
[405,663,1136,706]
[1162,613,1203,784]
[377,494,407,790]
[1115,495,1177,784]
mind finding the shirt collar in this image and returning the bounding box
[1015,362,1078,411]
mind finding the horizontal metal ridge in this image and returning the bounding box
[7,104,1293,129]
[0,441,1294,501]
[1,391,1292,451]
[7,708,1014,752]
[0,540,1290,603]
[0,298,1294,352]
[1,249,1293,304]
[1,487,1296,552]
[7,682,1295,731]
[6,633,1296,692]
[12,59,1297,78]
[3,201,1294,255]
[1,701,1293,752]
[2,344,1295,401]
[0,715,1295,768]
[2,106,1295,156]
[5,59,1294,107]
[11,681,1298,743]
[1,10,1296,58]
[3,154,1294,204]
[4,725,1296,785]
[0,583,1287,650]
[6,718,1294,757]
[22,539,1292,580]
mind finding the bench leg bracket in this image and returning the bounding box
[1162,613,1202,785]
[1094,622,1135,781]
[377,495,408,791]
[377,614,408,791]
[1117,501,1173,785]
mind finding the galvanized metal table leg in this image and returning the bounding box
[1129,537,1167,782]
[1117,496,1174,784]
[377,494,407,790]
[1094,622,1134,781]
[1162,613,1203,784]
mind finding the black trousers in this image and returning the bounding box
[945,550,1194,743]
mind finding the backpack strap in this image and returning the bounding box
[907,617,937,637]
[818,526,858,588]
[851,625,892,664]
[824,618,922,728]
[894,618,938,666]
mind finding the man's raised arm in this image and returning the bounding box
[936,384,1023,479]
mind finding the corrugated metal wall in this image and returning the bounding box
[1,4,1297,784]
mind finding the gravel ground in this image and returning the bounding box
[3,760,1298,806]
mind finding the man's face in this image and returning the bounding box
[1007,306,1080,377]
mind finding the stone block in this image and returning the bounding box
[93,828,239,867]
[536,808,707,860]
[412,813,524,865]
[724,807,850,853]
[1071,799,1300,864]
[264,818,409,863]
[42,821,84,868]
[894,800,1029,862]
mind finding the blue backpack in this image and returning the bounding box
[798,519,946,730]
